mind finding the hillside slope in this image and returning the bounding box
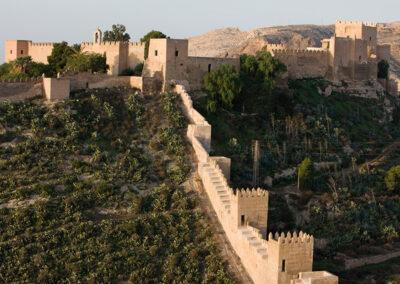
[0,89,233,283]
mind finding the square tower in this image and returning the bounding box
[143,38,189,89]
[5,40,30,63]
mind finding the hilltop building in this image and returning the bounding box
[4,21,394,92]
[266,21,391,82]
[5,29,239,90]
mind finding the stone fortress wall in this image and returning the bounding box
[267,21,394,90]
[0,78,43,102]
[175,83,339,284]
[4,28,145,76]
[143,38,240,90]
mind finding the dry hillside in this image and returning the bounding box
[188,22,400,78]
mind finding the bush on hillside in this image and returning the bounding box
[298,157,314,191]
[385,165,400,192]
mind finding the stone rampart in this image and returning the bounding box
[175,84,336,284]
[59,72,159,93]
[0,80,43,102]
[28,42,54,64]
[271,49,329,79]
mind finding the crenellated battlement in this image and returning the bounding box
[336,20,377,27]
[0,77,42,84]
[233,188,268,198]
[81,41,143,47]
[266,43,287,50]
[268,231,313,245]
[29,42,54,47]
[128,42,144,47]
[81,41,122,46]
[271,48,328,55]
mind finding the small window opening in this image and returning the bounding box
[10,50,13,54]
[281,260,286,272]
[359,55,362,62]
[175,50,179,57]
[208,64,212,73]
[155,50,158,56]
[370,36,372,41]
[21,50,24,55]
[241,215,245,226]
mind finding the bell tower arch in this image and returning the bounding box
[93,28,103,44]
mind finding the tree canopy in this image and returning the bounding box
[140,31,167,59]
[202,51,287,113]
[385,165,400,192]
[47,42,79,73]
[0,56,53,80]
[103,24,131,42]
[66,53,109,73]
[203,65,241,112]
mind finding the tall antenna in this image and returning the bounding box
[252,140,261,187]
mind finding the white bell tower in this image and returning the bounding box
[93,28,103,44]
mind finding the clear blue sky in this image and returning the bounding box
[1,0,399,63]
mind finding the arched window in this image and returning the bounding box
[208,64,212,73]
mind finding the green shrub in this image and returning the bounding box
[204,64,241,112]
[385,165,400,191]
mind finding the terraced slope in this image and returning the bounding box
[0,89,233,283]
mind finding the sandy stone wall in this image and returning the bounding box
[43,78,70,101]
[291,272,339,284]
[271,49,329,79]
[81,42,125,75]
[144,39,240,91]
[28,43,54,64]
[5,40,30,63]
[175,84,337,284]
[5,40,54,64]
[0,79,43,101]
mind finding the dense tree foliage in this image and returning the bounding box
[140,31,167,59]
[103,24,131,42]
[202,51,287,113]
[204,65,241,112]
[0,89,232,283]
[0,56,54,80]
[378,60,390,79]
[238,51,287,112]
[47,42,79,73]
[66,53,109,73]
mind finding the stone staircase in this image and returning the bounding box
[239,227,268,260]
[199,162,232,213]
